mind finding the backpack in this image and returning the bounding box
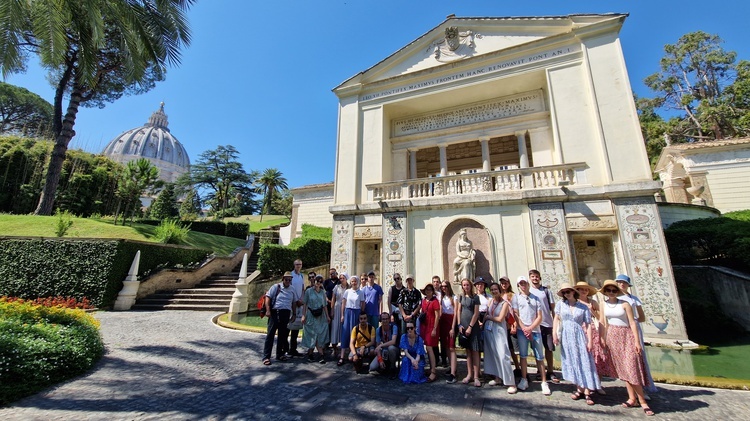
[258,283,282,318]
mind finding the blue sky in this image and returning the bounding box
[5,0,750,190]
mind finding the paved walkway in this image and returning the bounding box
[1,311,748,420]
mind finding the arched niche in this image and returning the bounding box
[441,218,492,285]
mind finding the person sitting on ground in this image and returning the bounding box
[399,322,427,384]
[369,312,400,379]
[350,313,376,373]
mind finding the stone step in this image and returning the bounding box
[131,303,228,311]
[150,293,233,300]
[167,289,235,296]
[136,298,231,306]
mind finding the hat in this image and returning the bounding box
[557,282,577,297]
[405,274,415,281]
[282,271,293,279]
[615,274,632,286]
[498,276,510,283]
[473,276,488,285]
[574,281,598,296]
[350,275,360,283]
[421,284,435,294]
[315,274,323,280]
[339,272,349,280]
[368,271,376,276]
[599,279,625,295]
[517,275,529,285]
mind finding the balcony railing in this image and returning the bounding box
[367,162,587,202]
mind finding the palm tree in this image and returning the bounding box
[0,0,194,215]
[256,168,288,222]
[114,158,160,225]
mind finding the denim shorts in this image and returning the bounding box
[516,331,544,361]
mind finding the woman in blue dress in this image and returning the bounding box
[553,283,601,405]
[399,322,427,384]
[338,275,364,366]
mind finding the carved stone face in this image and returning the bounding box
[446,26,460,50]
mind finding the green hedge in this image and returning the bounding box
[140,219,248,239]
[0,238,211,308]
[664,211,750,271]
[299,223,332,241]
[258,237,331,276]
[0,298,104,405]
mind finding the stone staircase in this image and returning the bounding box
[132,253,259,311]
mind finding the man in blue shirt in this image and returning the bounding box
[262,272,298,365]
[362,272,384,329]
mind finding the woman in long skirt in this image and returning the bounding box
[615,274,657,396]
[575,281,615,394]
[553,283,601,405]
[484,283,517,394]
[338,275,364,366]
[330,273,348,354]
[438,281,458,384]
[301,276,330,362]
[600,280,654,416]
[420,283,441,382]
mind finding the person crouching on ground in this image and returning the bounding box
[350,313,376,373]
[369,312,399,379]
[399,322,427,384]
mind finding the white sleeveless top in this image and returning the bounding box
[603,300,629,327]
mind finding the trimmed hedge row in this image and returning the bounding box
[139,219,249,239]
[0,238,211,308]
[258,237,331,276]
[664,212,750,272]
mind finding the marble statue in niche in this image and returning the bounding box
[453,229,476,283]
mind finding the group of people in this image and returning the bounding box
[262,262,655,416]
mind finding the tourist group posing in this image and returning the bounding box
[262,262,655,417]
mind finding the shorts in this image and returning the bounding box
[516,331,544,361]
[540,325,555,352]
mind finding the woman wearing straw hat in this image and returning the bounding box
[615,274,657,397]
[599,280,654,416]
[574,281,615,395]
[552,283,601,405]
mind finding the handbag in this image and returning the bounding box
[310,306,324,317]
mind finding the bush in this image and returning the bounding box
[258,237,331,276]
[54,209,74,237]
[154,219,190,244]
[300,224,332,241]
[140,219,248,239]
[664,213,750,271]
[0,297,104,405]
[0,238,211,308]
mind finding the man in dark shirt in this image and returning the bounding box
[323,267,339,351]
[397,274,422,334]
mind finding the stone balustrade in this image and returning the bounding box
[368,162,587,201]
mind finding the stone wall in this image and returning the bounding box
[657,202,720,229]
[673,265,750,331]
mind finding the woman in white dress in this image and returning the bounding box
[330,273,348,355]
[483,283,517,394]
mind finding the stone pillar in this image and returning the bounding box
[658,173,689,204]
[331,215,355,275]
[381,212,408,308]
[114,251,141,311]
[439,145,447,176]
[480,136,491,172]
[516,130,529,168]
[613,197,689,342]
[228,253,250,322]
[409,149,418,179]
[528,204,574,291]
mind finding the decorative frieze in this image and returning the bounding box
[381,212,407,294]
[566,215,618,231]
[354,225,382,239]
[529,203,572,292]
[331,215,354,275]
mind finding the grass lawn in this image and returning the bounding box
[0,214,245,256]
[221,214,289,233]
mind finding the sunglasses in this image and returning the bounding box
[604,288,619,293]
[394,277,402,281]
[406,326,415,330]
[563,290,574,295]
[315,279,323,283]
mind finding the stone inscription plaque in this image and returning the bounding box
[392,90,544,137]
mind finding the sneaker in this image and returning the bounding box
[446,374,457,384]
[488,380,499,386]
[517,377,529,391]
[541,381,551,395]
[507,386,518,394]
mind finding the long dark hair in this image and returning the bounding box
[442,281,455,298]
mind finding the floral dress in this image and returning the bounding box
[558,300,601,391]
[301,287,329,349]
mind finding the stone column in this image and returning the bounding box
[409,149,418,179]
[114,251,141,311]
[439,145,448,176]
[381,212,407,308]
[480,136,491,172]
[516,130,529,168]
[228,253,250,322]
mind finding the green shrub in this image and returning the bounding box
[54,209,74,237]
[664,214,750,271]
[300,224,332,241]
[0,238,211,308]
[225,222,249,239]
[0,297,104,405]
[258,237,330,276]
[141,219,249,239]
[154,219,190,244]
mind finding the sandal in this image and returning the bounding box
[277,355,289,362]
[427,373,437,383]
[585,394,595,406]
[461,376,472,384]
[571,391,582,400]
[622,400,637,408]
[336,358,345,366]
[474,379,482,388]
[642,406,655,416]
[596,389,607,395]
[263,358,271,366]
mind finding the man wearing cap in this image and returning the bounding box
[512,276,550,395]
[362,271,384,329]
[262,272,298,365]
[528,269,558,384]
[287,259,305,357]
[397,274,422,333]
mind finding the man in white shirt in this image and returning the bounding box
[287,259,305,357]
[528,269,558,384]
[512,276,550,395]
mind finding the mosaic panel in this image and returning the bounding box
[381,212,407,294]
[331,215,354,275]
[529,203,572,292]
[614,197,687,339]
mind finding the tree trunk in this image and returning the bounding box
[34,87,83,215]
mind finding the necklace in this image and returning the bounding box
[604,300,618,308]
